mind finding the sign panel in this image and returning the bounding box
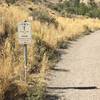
[18,21,32,44]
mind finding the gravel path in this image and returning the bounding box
[46,31,100,100]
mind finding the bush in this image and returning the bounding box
[87,8,100,18]
[50,0,100,18]
[32,0,46,3]
[32,10,59,27]
[75,3,89,15]
[26,80,45,100]
[5,0,16,4]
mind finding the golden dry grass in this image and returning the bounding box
[31,16,100,47]
[0,4,100,99]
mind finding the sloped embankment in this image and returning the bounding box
[0,1,100,100]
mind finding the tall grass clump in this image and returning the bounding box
[0,5,51,100]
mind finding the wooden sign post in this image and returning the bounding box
[18,21,32,82]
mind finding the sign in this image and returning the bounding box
[18,21,33,82]
[18,21,32,44]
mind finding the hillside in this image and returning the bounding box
[80,0,100,4]
[0,0,100,100]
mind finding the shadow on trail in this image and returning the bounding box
[47,86,98,90]
[45,86,98,100]
[45,94,59,100]
[51,68,70,72]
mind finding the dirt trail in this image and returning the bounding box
[46,31,100,100]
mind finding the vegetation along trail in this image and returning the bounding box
[47,30,100,100]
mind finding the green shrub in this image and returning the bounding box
[5,0,16,4]
[26,81,45,100]
[87,8,100,18]
[32,10,58,27]
[50,0,100,18]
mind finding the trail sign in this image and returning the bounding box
[18,21,32,44]
[18,21,32,82]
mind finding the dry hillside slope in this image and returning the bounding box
[0,1,100,100]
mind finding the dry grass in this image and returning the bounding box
[31,16,100,47]
[0,4,100,99]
